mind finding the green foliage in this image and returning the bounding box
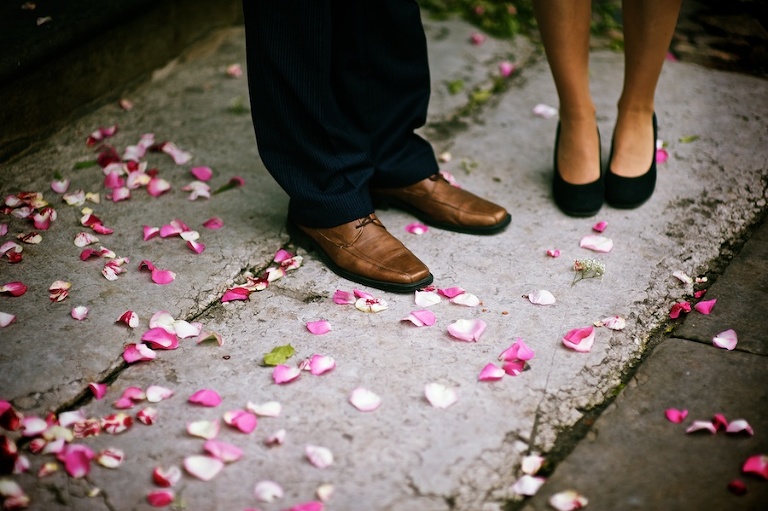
[418,0,537,39]
[263,344,296,366]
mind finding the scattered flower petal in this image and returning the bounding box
[187,420,220,440]
[88,383,107,400]
[726,419,754,436]
[71,306,89,320]
[203,217,224,229]
[562,326,595,352]
[521,454,545,475]
[592,220,608,232]
[727,479,748,496]
[549,490,588,511]
[580,234,613,253]
[0,282,27,297]
[672,271,693,284]
[316,483,334,502]
[742,454,768,480]
[0,312,16,327]
[694,298,717,315]
[503,359,526,376]
[183,455,224,481]
[414,289,441,307]
[355,296,388,313]
[223,410,258,434]
[307,320,331,335]
[499,60,516,77]
[152,465,182,487]
[478,363,505,381]
[447,319,486,342]
[512,475,546,496]
[349,387,381,412]
[188,389,222,407]
[499,338,535,361]
[669,301,692,319]
[265,429,286,447]
[470,32,486,45]
[254,480,284,503]
[405,222,428,235]
[273,364,301,384]
[598,316,626,331]
[527,290,556,305]
[713,329,738,350]
[546,249,561,258]
[95,447,124,468]
[307,354,336,376]
[686,420,717,434]
[204,439,243,463]
[122,343,157,363]
[147,490,175,507]
[190,166,213,181]
[402,309,436,327]
[247,401,281,417]
[665,408,688,423]
[424,383,458,409]
[137,407,158,425]
[533,103,557,119]
[305,445,334,468]
[451,292,480,306]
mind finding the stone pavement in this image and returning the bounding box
[1,10,767,511]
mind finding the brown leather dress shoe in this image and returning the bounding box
[371,174,511,234]
[287,214,433,293]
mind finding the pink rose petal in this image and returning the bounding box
[694,298,717,315]
[511,475,546,496]
[146,385,174,403]
[727,479,748,496]
[136,407,158,425]
[451,292,480,306]
[503,359,526,376]
[254,480,284,503]
[203,217,224,229]
[713,413,729,431]
[599,315,626,330]
[656,146,669,164]
[499,338,535,361]
[447,319,486,342]
[546,249,561,258]
[122,343,157,363]
[527,289,555,305]
[533,103,557,118]
[116,310,138,328]
[285,502,324,511]
[305,445,334,468]
[713,329,738,350]
[61,444,94,478]
[478,363,505,381]
[307,354,336,375]
[222,286,251,302]
[424,383,458,409]
[405,222,428,235]
[188,389,222,407]
[71,306,89,320]
[0,312,16,328]
[141,328,179,350]
[562,326,595,352]
[184,455,224,481]
[355,296,388,312]
[414,289,441,307]
[88,383,107,400]
[669,301,692,319]
[153,465,182,487]
[151,268,176,285]
[95,447,125,468]
[273,364,301,384]
[332,289,356,305]
[223,410,258,434]
[470,32,486,45]
[187,420,220,440]
[0,281,27,297]
[665,408,688,423]
[580,234,613,253]
[307,320,331,335]
[499,60,516,77]
[742,454,768,480]
[147,490,175,507]
[686,420,717,434]
[190,166,213,181]
[402,309,436,327]
[438,287,465,298]
[349,387,381,412]
[549,490,589,511]
[204,439,243,463]
[592,220,608,233]
[726,419,754,436]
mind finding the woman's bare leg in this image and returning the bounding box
[611,0,683,177]
[533,0,599,184]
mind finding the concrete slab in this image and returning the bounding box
[674,218,768,355]
[520,338,768,511]
[0,12,767,511]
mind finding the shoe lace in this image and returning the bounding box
[356,214,384,230]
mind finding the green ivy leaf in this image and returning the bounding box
[263,344,295,366]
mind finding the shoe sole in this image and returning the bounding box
[285,220,434,294]
[372,196,511,235]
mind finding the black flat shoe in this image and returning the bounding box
[605,113,657,209]
[552,122,604,217]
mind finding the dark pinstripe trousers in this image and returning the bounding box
[242,0,440,228]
